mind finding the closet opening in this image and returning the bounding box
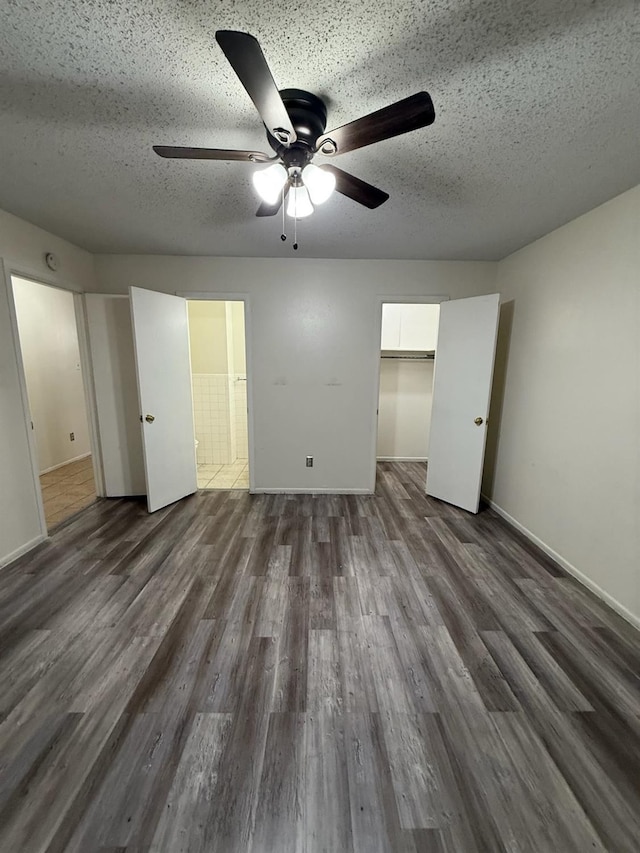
[187,300,249,490]
[376,302,440,483]
[11,276,98,530]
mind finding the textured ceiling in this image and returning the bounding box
[0,0,639,260]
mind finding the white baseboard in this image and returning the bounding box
[251,488,373,495]
[483,495,640,632]
[377,456,428,462]
[0,534,47,571]
[40,452,91,475]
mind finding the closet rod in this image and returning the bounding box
[380,353,435,360]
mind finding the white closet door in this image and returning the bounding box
[85,294,145,496]
[129,286,197,512]
[426,293,500,513]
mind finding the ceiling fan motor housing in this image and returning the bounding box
[267,89,328,168]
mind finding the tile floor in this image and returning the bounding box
[197,461,249,490]
[39,455,97,529]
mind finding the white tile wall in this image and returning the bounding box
[192,374,230,464]
[192,374,249,464]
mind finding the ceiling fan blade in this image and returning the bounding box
[316,92,435,156]
[215,31,296,146]
[320,165,389,209]
[153,146,274,163]
[256,181,291,216]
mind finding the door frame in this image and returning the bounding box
[181,291,255,493]
[5,267,104,538]
[369,294,449,493]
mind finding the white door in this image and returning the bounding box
[426,293,500,513]
[129,286,197,512]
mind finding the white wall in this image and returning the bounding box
[187,300,228,373]
[485,185,640,625]
[231,301,247,376]
[377,359,434,459]
[12,277,90,472]
[92,257,496,491]
[0,209,97,566]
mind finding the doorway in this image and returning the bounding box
[187,300,249,490]
[374,294,501,513]
[376,302,440,473]
[11,276,97,529]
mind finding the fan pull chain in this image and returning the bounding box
[277,182,300,251]
[280,183,287,243]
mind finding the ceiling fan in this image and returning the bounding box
[153,31,436,220]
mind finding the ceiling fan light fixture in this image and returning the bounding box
[287,184,314,218]
[302,163,336,205]
[252,162,288,204]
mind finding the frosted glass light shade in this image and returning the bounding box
[286,184,314,218]
[252,163,288,204]
[302,163,336,204]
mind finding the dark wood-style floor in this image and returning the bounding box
[1,462,639,852]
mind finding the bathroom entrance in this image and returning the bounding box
[187,300,249,490]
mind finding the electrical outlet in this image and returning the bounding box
[70,432,75,441]
[306,456,313,467]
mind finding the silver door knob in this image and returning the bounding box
[145,414,155,423]
[474,417,484,426]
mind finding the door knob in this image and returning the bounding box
[145,414,155,423]
[474,417,484,426]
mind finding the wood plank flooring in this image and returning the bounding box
[1,461,639,852]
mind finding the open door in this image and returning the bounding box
[129,286,197,512]
[426,293,500,513]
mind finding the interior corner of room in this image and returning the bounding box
[1,5,639,845]
[0,184,639,630]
